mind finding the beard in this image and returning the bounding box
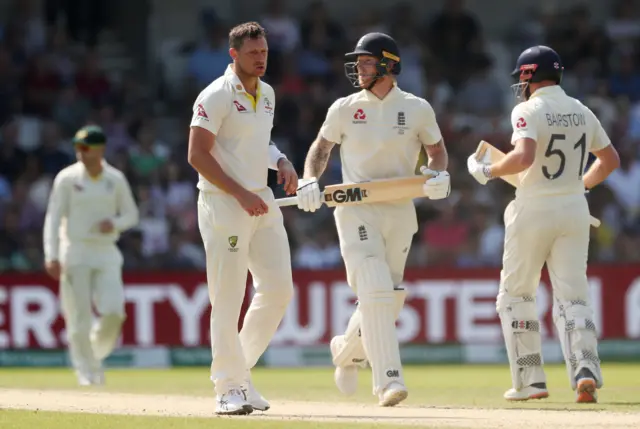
[237,61,265,77]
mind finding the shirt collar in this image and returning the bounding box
[361,83,401,103]
[530,85,565,99]
[225,64,262,95]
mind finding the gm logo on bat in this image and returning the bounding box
[325,187,368,203]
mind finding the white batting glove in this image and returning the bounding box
[296,177,323,212]
[467,154,492,185]
[420,166,451,200]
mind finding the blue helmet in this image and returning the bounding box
[344,32,402,89]
[511,45,564,102]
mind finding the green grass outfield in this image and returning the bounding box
[0,410,429,429]
[1,363,639,428]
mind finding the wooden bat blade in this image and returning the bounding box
[276,175,433,208]
[475,141,520,188]
[476,140,601,228]
[322,175,432,207]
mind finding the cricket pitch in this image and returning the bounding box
[1,365,639,428]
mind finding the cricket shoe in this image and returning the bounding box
[215,388,253,415]
[242,380,270,411]
[329,336,359,396]
[92,368,105,386]
[378,382,408,407]
[76,370,93,386]
[575,368,598,403]
[504,383,549,401]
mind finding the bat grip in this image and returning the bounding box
[276,196,299,207]
[276,194,327,208]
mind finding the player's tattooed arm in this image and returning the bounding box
[423,139,448,171]
[304,134,336,179]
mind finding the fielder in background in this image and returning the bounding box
[297,32,450,407]
[187,22,298,415]
[43,125,139,386]
[467,45,620,403]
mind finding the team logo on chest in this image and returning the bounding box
[393,111,409,135]
[233,100,249,112]
[352,109,367,124]
[263,96,274,116]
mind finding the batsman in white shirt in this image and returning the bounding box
[466,46,620,403]
[43,125,139,386]
[187,22,298,415]
[297,32,450,407]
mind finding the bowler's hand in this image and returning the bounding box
[45,260,61,280]
[98,219,115,233]
[277,158,298,195]
[420,167,451,200]
[236,189,269,216]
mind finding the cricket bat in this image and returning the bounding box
[276,172,434,208]
[475,140,601,228]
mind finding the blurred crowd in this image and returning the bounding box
[1,0,640,273]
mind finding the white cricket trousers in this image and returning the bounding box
[334,201,418,394]
[197,187,293,395]
[60,256,126,375]
[498,194,591,303]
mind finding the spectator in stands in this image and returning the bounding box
[1,1,640,272]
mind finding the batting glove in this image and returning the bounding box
[467,154,492,185]
[420,166,451,200]
[296,177,323,212]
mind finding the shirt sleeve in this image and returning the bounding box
[112,173,139,232]
[510,103,538,144]
[417,99,442,146]
[190,86,231,135]
[588,109,612,152]
[43,173,69,262]
[319,99,343,144]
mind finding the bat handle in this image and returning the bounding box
[276,196,299,207]
[276,194,327,208]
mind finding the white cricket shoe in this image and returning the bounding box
[378,381,408,407]
[242,380,270,411]
[92,368,105,386]
[504,384,549,401]
[215,388,253,415]
[76,370,93,386]
[330,336,359,396]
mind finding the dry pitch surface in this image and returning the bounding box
[1,365,639,428]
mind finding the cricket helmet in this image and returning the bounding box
[344,32,401,88]
[511,45,564,102]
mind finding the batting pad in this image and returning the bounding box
[497,294,546,390]
[332,288,408,368]
[553,299,603,389]
[90,313,126,361]
[356,258,404,395]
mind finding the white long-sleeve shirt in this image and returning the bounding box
[43,161,139,267]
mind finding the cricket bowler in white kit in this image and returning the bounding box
[297,33,450,407]
[187,22,298,415]
[43,125,139,386]
[467,46,620,403]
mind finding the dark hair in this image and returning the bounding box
[228,21,267,50]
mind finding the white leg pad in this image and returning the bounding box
[497,293,546,390]
[90,313,126,361]
[553,299,603,389]
[332,288,407,368]
[355,258,404,396]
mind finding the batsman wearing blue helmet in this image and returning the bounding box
[467,45,620,403]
